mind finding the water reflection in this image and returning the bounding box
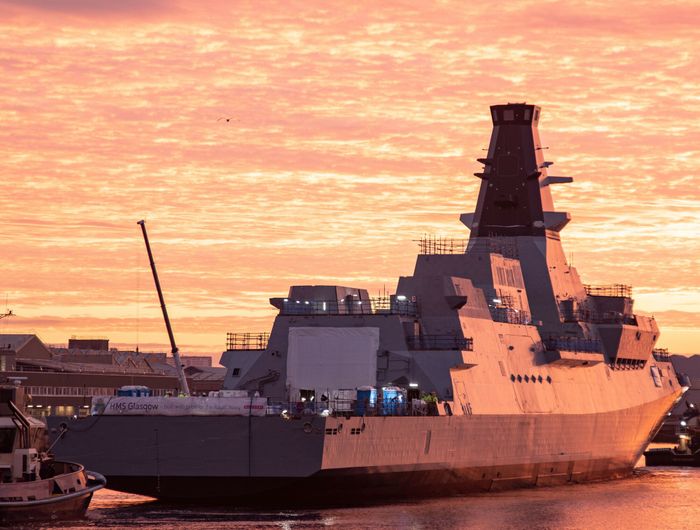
[18,467,699,530]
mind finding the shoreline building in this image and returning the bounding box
[0,334,224,417]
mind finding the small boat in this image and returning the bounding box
[645,401,700,467]
[0,381,105,524]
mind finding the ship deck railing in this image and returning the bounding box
[583,284,632,298]
[272,297,418,317]
[490,306,532,325]
[543,336,604,353]
[562,309,639,326]
[406,334,474,351]
[415,235,518,258]
[266,399,438,418]
[652,348,671,362]
[226,332,270,351]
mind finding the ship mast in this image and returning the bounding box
[137,220,190,396]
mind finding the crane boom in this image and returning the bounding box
[137,220,190,396]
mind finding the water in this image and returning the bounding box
[31,467,698,530]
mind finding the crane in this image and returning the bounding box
[137,220,190,396]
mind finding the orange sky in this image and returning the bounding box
[1,1,699,357]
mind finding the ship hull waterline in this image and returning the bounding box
[48,392,677,505]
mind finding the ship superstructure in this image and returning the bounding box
[49,104,684,503]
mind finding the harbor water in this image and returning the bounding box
[27,466,699,530]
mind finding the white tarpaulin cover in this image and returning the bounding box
[91,396,267,416]
[287,327,379,393]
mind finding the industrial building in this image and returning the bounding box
[0,334,225,417]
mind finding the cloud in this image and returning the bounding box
[1,1,699,353]
[0,0,173,17]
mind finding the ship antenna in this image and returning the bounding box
[137,220,190,396]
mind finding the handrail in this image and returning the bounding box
[584,284,632,298]
[543,336,603,353]
[406,335,474,351]
[271,297,418,316]
[226,333,269,351]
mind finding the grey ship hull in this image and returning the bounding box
[48,103,684,505]
[48,391,675,503]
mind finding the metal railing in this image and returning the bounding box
[490,306,532,325]
[652,348,671,362]
[226,332,269,351]
[406,334,474,351]
[266,399,432,418]
[584,284,632,298]
[543,336,603,353]
[414,235,518,259]
[415,236,468,255]
[561,308,639,325]
[273,297,418,317]
[467,238,519,259]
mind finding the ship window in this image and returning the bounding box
[232,368,241,377]
[546,375,552,383]
[524,375,530,382]
[534,109,539,121]
[524,109,531,121]
[510,374,516,382]
[503,109,515,121]
[517,375,522,382]
[635,331,642,340]
[531,375,536,383]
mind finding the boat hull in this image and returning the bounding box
[47,392,677,504]
[0,469,106,524]
[644,448,700,467]
[0,490,94,524]
[103,459,631,505]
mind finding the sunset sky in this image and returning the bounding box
[1,1,699,358]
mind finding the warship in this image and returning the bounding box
[48,103,685,504]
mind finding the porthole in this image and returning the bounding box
[510,374,516,382]
[538,375,543,383]
[546,376,552,384]
[524,375,530,382]
[517,375,522,382]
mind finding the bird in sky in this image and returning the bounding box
[217,116,239,123]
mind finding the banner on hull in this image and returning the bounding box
[91,396,267,416]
